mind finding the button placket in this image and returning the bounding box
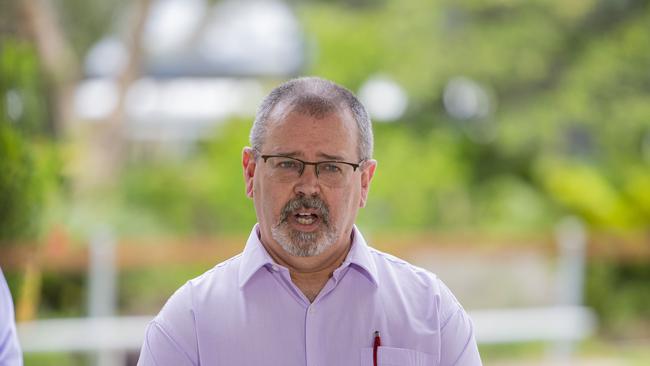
[305,303,319,366]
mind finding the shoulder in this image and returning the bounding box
[367,247,462,318]
[163,253,244,312]
[188,253,243,292]
[155,253,243,322]
[149,254,244,350]
[368,246,440,289]
[0,268,22,364]
[0,268,16,322]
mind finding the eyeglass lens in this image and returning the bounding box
[265,157,353,187]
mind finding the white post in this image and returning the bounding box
[88,228,123,366]
[551,216,587,362]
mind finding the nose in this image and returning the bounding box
[293,164,321,197]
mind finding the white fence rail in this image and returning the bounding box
[17,316,151,353]
[472,306,596,344]
[17,306,596,353]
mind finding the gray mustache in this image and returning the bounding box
[279,196,330,225]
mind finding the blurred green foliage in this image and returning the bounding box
[118,120,257,235]
[0,123,38,240]
[38,272,86,318]
[119,265,210,314]
[586,260,650,338]
[23,352,86,366]
[2,0,646,238]
[0,39,61,242]
[300,0,650,232]
[110,0,650,235]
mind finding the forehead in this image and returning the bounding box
[263,106,358,159]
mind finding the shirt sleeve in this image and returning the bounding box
[438,279,482,366]
[137,283,198,366]
[0,268,23,366]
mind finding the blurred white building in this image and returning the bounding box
[76,0,305,143]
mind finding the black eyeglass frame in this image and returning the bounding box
[256,152,366,178]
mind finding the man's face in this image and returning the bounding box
[243,106,375,258]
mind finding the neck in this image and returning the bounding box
[262,234,352,302]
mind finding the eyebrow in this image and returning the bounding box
[317,152,345,161]
[267,151,346,161]
[269,150,301,157]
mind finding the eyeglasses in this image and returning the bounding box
[258,153,364,188]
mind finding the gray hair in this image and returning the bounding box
[250,77,373,161]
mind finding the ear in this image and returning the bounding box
[359,159,377,208]
[242,147,257,198]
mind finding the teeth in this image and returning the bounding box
[296,216,315,224]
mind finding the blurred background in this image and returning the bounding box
[1,0,649,365]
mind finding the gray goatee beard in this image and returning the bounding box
[271,196,337,257]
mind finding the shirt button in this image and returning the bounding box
[271,265,278,272]
[309,307,316,313]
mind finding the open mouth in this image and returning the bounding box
[278,196,329,232]
[294,212,320,225]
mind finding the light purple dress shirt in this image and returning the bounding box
[138,225,481,366]
[0,267,22,366]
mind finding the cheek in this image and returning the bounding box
[255,180,289,219]
[331,188,360,220]
[253,179,272,221]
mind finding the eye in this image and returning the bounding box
[276,159,300,169]
[321,163,342,173]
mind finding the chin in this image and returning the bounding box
[271,224,338,257]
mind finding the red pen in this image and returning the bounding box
[373,331,381,366]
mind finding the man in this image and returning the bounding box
[138,77,481,365]
[0,267,22,365]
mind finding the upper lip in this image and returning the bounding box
[294,209,320,216]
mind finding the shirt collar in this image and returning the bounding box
[238,224,380,288]
[343,225,380,288]
[238,224,275,288]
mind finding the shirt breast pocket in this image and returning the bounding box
[360,346,436,366]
